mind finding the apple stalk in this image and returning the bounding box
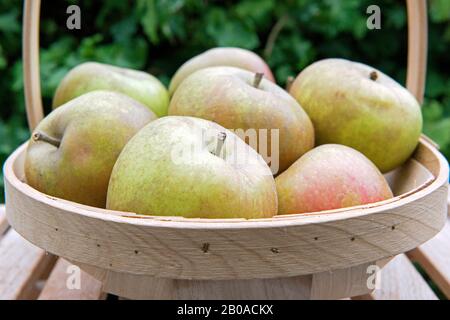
[32,131,61,148]
[253,72,264,88]
[214,132,227,158]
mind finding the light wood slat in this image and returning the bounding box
[0,229,56,300]
[352,254,437,300]
[23,0,44,131]
[406,0,428,103]
[38,259,105,300]
[310,262,376,299]
[0,205,8,236]
[447,186,450,217]
[78,260,314,300]
[407,216,450,298]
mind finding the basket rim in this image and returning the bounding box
[4,136,449,230]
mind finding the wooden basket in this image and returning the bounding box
[3,0,449,299]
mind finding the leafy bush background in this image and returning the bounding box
[0,0,449,202]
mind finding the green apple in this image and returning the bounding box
[106,116,278,219]
[25,91,157,208]
[276,144,393,214]
[169,66,315,175]
[289,58,422,173]
[53,62,169,117]
[169,47,275,95]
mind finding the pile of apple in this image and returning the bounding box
[25,47,422,219]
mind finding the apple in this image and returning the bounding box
[169,47,275,95]
[25,91,157,208]
[168,66,315,175]
[53,62,170,117]
[289,58,422,173]
[276,144,393,214]
[106,116,278,219]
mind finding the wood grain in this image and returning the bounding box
[310,262,380,300]
[100,272,313,300]
[0,230,56,300]
[75,259,379,299]
[407,216,450,298]
[352,254,437,300]
[38,259,105,300]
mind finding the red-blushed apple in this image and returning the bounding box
[169,66,314,175]
[169,47,275,95]
[289,58,422,173]
[275,144,393,214]
[106,116,278,219]
[25,91,157,208]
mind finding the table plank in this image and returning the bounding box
[352,254,437,300]
[0,229,56,299]
[407,216,450,298]
[38,259,105,300]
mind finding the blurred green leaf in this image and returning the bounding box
[0,10,20,33]
[205,9,259,49]
[423,100,450,160]
[430,0,450,23]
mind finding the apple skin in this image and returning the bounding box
[53,62,170,117]
[106,116,278,219]
[289,58,422,173]
[25,91,157,208]
[275,144,393,214]
[169,47,275,95]
[169,66,314,175]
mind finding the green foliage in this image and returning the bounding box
[0,0,449,202]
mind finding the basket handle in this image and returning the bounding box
[22,0,428,132]
[406,0,428,104]
[23,0,43,132]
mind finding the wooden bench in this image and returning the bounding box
[0,189,449,300]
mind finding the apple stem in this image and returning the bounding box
[32,131,61,148]
[370,71,378,81]
[285,76,294,91]
[214,132,227,157]
[253,72,264,88]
